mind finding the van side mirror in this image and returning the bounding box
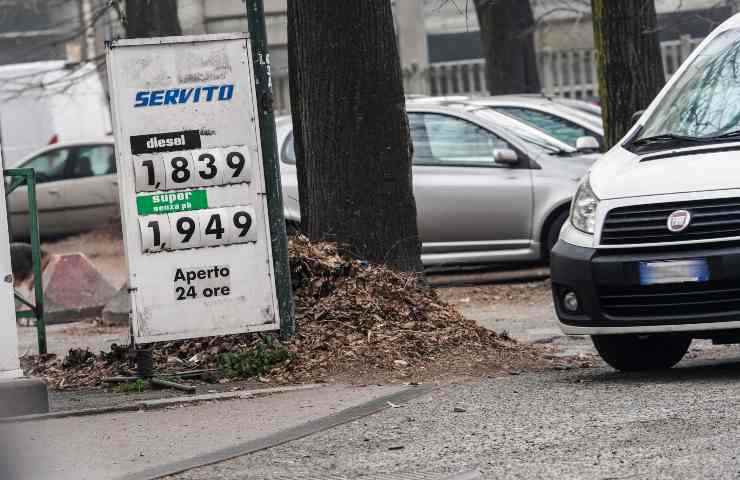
[493,148,519,166]
[631,109,645,125]
[575,136,600,152]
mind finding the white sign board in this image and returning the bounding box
[0,150,22,378]
[106,34,280,343]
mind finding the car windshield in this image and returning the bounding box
[637,27,740,143]
[474,109,575,156]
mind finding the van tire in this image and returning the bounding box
[543,210,569,260]
[592,334,691,372]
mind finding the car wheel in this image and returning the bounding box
[544,210,569,260]
[591,334,691,372]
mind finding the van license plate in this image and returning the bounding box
[639,259,709,286]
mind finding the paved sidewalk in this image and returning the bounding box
[0,384,408,480]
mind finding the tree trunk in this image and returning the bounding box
[592,0,665,147]
[287,0,423,274]
[474,0,541,95]
[125,0,181,38]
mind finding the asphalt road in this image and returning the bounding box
[173,345,740,480]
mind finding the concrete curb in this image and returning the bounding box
[118,384,435,480]
[0,384,323,424]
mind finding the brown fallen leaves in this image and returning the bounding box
[22,236,556,390]
[275,236,542,383]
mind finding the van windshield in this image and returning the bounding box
[633,28,740,150]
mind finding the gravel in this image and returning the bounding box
[173,346,740,480]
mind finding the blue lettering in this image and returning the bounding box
[134,91,150,107]
[134,84,235,107]
[202,86,218,102]
[218,85,234,101]
[178,88,193,104]
[163,89,179,105]
[149,90,165,106]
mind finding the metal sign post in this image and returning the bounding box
[106,32,294,344]
[245,0,295,338]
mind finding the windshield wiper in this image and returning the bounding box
[628,133,708,153]
[630,133,705,147]
[707,130,740,141]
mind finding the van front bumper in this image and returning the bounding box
[550,240,740,335]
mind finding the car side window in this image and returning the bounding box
[408,113,511,166]
[495,107,602,149]
[23,147,73,183]
[75,145,116,176]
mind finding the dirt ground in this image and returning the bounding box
[436,278,596,358]
[437,279,555,338]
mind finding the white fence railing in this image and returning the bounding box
[428,34,703,99]
[272,35,704,113]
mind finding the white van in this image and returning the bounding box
[0,61,111,166]
[551,13,740,371]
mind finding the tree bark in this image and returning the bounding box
[592,0,665,147]
[474,0,541,95]
[287,0,423,274]
[125,0,181,38]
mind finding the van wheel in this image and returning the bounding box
[591,334,691,372]
[543,210,569,260]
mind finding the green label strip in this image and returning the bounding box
[137,189,208,216]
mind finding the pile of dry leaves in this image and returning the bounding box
[22,236,557,389]
[275,236,547,382]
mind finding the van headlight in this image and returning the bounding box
[571,176,599,234]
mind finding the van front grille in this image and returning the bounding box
[601,198,740,246]
[599,281,740,319]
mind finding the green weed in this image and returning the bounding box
[114,379,148,394]
[218,340,291,378]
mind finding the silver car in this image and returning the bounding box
[278,99,600,266]
[467,95,605,151]
[7,140,118,238]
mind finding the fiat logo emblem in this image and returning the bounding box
[667,210,692,233]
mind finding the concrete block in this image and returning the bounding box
[0,377,49,418]
[102,283,130,326]
[40,253,116,324]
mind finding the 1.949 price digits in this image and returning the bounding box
[133,145,252,192]
[139,205,257,253]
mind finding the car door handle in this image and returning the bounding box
[111,180,118,186]
[48,190,61,196]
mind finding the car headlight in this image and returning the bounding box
[571,176,600,234]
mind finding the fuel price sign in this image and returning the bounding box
[106,34,281,343]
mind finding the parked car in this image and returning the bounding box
[470,95,605,151]
[551,97,602,120]
[551,14,740,372]
[7,140,118,238]
[278,98,600,266]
